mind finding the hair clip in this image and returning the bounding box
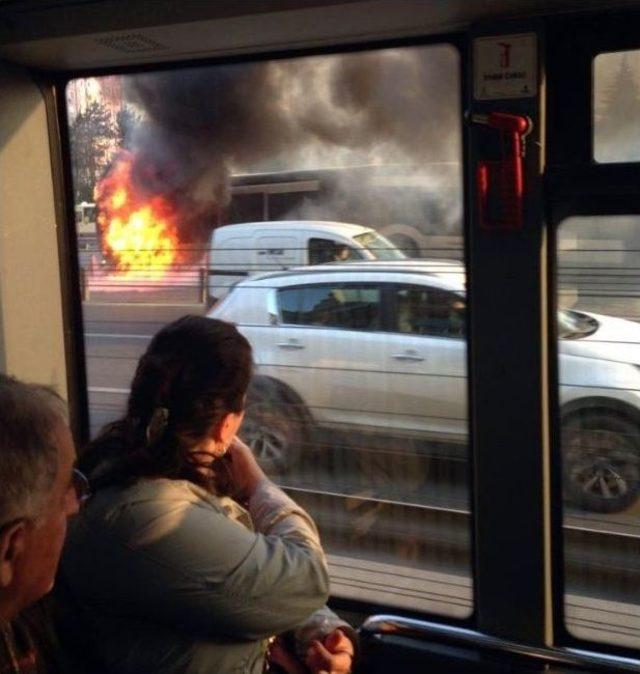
[146,406,170,445]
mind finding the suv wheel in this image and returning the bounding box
[242,379,306,476]
[562,411,640,513]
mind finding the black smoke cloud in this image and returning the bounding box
[114,46,459,252]
[288,47,457,159]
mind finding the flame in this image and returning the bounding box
[95,152,180,279]
[111,187,127,210]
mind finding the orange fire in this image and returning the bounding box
[95,152,180,278]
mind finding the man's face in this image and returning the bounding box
[12,420,79,608]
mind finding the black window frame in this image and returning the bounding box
[547,8,640,660]
[46,22,542,640]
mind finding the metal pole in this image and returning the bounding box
[80,266,88,302]
[199,267,208,305]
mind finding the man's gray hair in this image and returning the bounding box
[0,374,68,526]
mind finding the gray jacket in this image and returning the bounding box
[58,477,345,674]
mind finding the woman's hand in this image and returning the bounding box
[268,629,354,674]
[222,437,268,502]
[304,628,354,674]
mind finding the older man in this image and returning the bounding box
[0,374,86,673]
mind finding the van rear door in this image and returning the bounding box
[209,233,253,299]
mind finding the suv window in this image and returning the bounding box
[278,283,381,330]
[394,285,465,337]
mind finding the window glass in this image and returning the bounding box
[557,216,640,649]
[279,284,381,330]
[67,43,469,618]
[353,231,406,261]
[278,287,304,324]
[594,50,640,162]
[394,285,465,337]
[308,238,360,264]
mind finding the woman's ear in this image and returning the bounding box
[198,411,244,458]
[197,412,236,457]
[218,410,245,448]
[0,520,27,588]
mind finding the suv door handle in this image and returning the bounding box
[277,339,305,350]
[392,351,424,362]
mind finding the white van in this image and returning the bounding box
[207,220,405,300]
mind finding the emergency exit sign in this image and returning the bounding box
[474,33,537,100]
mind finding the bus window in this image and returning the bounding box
[66,43,470,619]
[594,50,640,163]
[557,216,640,649]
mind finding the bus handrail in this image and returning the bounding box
[360,615,640,672]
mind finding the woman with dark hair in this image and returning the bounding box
[57,316,356,674]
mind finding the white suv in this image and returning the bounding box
[209,260,640,513]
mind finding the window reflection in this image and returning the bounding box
[594,50,640,163]
[557,215,640,649]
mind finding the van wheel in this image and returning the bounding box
[562,411,640,513]
[242,379,306,476]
